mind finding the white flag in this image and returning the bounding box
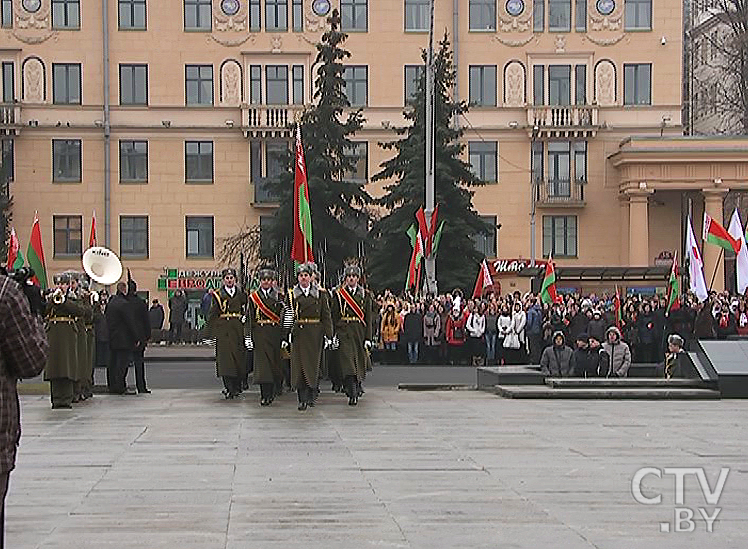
[728,208,748,294]
[686,216,708,302]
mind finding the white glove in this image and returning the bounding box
[331,335,340,350]
[281,340,289,351]
[364,339,372,351]
[324,336,333,350]
[244,336,253,350]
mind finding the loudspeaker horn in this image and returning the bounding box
[82,247,123,286]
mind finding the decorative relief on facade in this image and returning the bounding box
[496,0,532,45]
[12,0,57,43]
[304,3,327,33]
[504,61,526,107]
[213,0,247,31]
[22,56,45,103]
[220,60,242,106]
[207,33,256,47]
[554,35,566,53]
[493,34,535,48]
[587,0,625,46]
[270,35,282,53]
[594,60,616,106]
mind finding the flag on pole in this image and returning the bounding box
[415,206,430,256]
[405,223,424,290]
[290,125,314,264]
[666,251,680,315]
[472,259,493,298]
[704,213,741,254]
[26,212,48,289]
[614,285,622,331]
[431,220,445,256]
[89,210,97,248]
[5,226,24,270]
[728,208,748,295]
[540,254,559,305]
[686,215,708,302]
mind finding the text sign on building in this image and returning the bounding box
[157,268,223,291]
[488,258,548,277]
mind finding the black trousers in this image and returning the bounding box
[50,378,74,407]
[260,383,274,401]
[132,344,148,392]
[222,376,242,396]
[169,322,185,344]
[109,349,132,394]
[0,470,8,549]
[297,383,313,404]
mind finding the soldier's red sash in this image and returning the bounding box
[250,291,281,323]
[339,286,365,323]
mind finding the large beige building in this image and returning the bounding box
[1,0,747,320]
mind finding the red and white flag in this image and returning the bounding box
[89,210,97,248]
[472,259,493,298]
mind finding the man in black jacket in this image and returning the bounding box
[105,282,139,394]
[128,281,151,393]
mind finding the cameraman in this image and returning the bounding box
[0,271,49,548]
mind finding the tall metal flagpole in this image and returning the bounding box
[424,0,437,295]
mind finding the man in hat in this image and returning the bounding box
[209,268,248,399]
[659,334,698,379]
[331,264,374,406]
[286,263,333,411]
[127,277,151,393]
[247,267,286,406]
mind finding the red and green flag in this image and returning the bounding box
[431,220,445,256]
[5,226,24,270]
[89,210,97,248]
[290,125,314,264]
[26,213,48,289]
[405,223,423,291]
[666,251,680,315]
[614,285,622,331]
[703,213,741,254]
[540,254,559,305]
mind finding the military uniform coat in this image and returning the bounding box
[331,285,374,381]
[74,300,93,383]
[247,288,285,385]
[288,284,333,389]
[44,299,87,381]
[209,287,248,378]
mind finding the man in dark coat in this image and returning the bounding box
[105,282,139,394]
[658,334,699,378]
[539,331,574,377]
[286,263,333,411]
[209,269,248,399]
[127,279,151,394]
[168,290,187,344]
[149,299,165,332]
[247,267,285,406]
[331,265,374,406]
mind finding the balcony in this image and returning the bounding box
[527,105,598,138]
[534,178,586,207]
[241,105,303,138]
[0,103,22,134]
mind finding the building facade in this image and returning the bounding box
[1,0,746,318]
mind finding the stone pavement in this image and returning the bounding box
[6,389,748,549]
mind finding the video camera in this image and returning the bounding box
[0,266,45,315]
[0,266,36,285]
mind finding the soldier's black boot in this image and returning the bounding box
[297,386,308,411]
[345,376,358,406]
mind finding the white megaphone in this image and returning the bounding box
[82,247,123,286]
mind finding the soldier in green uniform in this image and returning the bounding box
[64,272,91,404]
[247,267,286,406]
[209,268,248,399]
[331,265,375,406]
[285,263,333,411]
[45,273,86,409]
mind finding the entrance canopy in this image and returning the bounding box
[518,266,671,281]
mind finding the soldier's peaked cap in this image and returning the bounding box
[297,263,315,274]
[344,265,361,277]
[222,268,237,278]
[258,267,277,279]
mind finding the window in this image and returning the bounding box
[52,63,81,105]
[2,62,14,103]
[547,141,570,196]
[292,65,304,104]
[575,65,586,105]
[2,139,14,181]
[292,0,303,31]
[405,0,430,31]
[184,0,211,30]
[549,0,570,30]
[469,65,496,106]
[185,65,213,105]
[249,0,261,30]
[404,65,424,104]
[469,0,496,31]
[472,215,497,256]
[119,140,148,182]
[120,216,149,257]
[548,65,570,106]
[342,0,367,31]
[119,0,146,29]
[1,0,11,29]
[53,215,82,256]
[623,63,651,105]
[52,139,81,182]
[120,64,148,105]
[573,141,586,182]
[624,0,651,29]
[343,142,368,184]
[266,140,288,181]
[266,0,287,31]
[343,66,368,107]
[251,141,272,203]
[259,215,276,258]
[575,0,585,31]
[533,65,544,105]
[533,0,544,31]
[52,0,80,29]
[266,65,288,105]
[543,215,577,257]
[469,141,498,183]
[186,216,214,258]
[249,65,262,104]
[185,141,213,182]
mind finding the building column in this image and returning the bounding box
[619,194,630,265]
[702,188,729,292]
[627,189,653,266]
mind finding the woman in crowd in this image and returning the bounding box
[445,305,467,365]
[484,302,498,365]
[380,303,401,363]
[496,304,512,366]
[423,302,441,364]
[466,301,486,366]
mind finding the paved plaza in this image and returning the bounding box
[6,388,748,549]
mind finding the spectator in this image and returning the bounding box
[736,300,748,336]
[540,331,574,377]
[106,282,139,394]
[603,326,632,377]
[525,298,543,364]
[496,304,512,366]
[568,304,588,341]
[149,299,165,333]
[402,302,424,364]
[466,302,486,366]
[508,300,527,364]
[127,280,151,394]
[423,303,441,364]
[636,302,657,362]
[588,334,611,377]
[445,306,467,365]
[587,310,607,344]
[571,333,590,377]
[168,290,187,345]
[380,303,401,363]
[484,302,498,365]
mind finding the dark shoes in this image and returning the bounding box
[138,389,151,394]
[52,404,73,409]
[348,396,358,406]
[298,402,308,411]
[260,398,271,406]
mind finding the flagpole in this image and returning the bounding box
[708,248,724,291]
[423,0,437,296]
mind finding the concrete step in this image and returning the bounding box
[397,383,474,391]
[477,366,546,389]
[494,385,721,399]
[545,377,713,389]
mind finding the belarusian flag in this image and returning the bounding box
[540,254,559,305]
[89,210,97,248]
[26,213,48,289]
[290,125,314,264]
[614,285,622,331]
[472,259,493,298]
[703,213,741,254]
[666,251,680,315]
[6,226,24,270]
[405,223,423,290]
[431,220,445,256]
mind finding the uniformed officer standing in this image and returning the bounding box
[209,268,248,399]
[66,273,91,404]
[285,263,333,411]
[331,265,374,405]
[247,267,286,406]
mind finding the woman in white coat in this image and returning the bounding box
[504,300,527,364]
[496,304,512,366]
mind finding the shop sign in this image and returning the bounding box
[654,250,674,267]
[488,258,548,277]
[157,268,223,291]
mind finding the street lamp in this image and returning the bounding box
[530,125,540,267]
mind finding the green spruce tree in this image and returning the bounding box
[267,10,370,282]
[367,35,489,294]
[0,163,11,262]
